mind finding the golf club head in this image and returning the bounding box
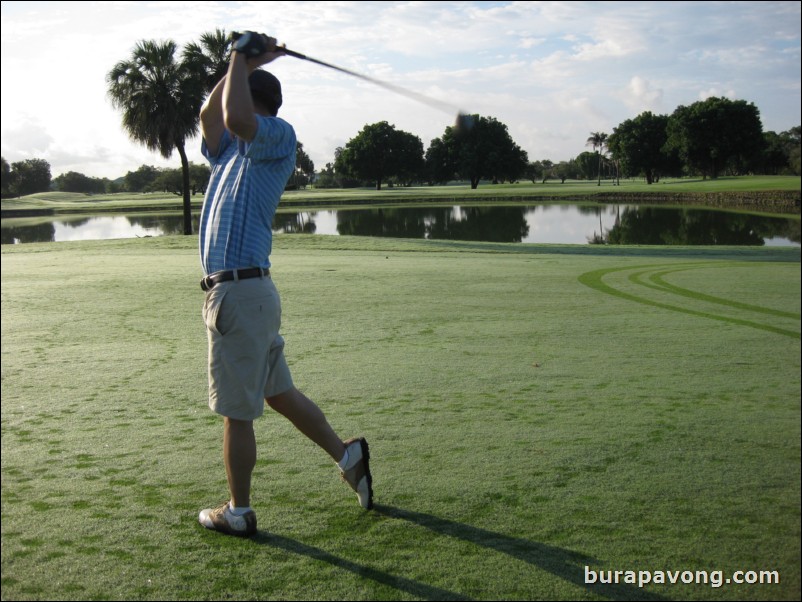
[454,112,476,135]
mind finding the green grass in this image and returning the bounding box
[2,175,800,214]
[1,235,800,600]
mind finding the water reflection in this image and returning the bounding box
[599,206,800,245]
[1,214,200,245]
[327,206,530,242]
[2,220,56,244]
[2,205,799,246]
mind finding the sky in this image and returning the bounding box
[1,1,800,180]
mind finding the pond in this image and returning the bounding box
[1,204,799,246]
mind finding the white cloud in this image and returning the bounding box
[518,37,546,50]
[571,36,633,61]
[1,116,54,158]
[622,76,664,113]
[698,88,737,101]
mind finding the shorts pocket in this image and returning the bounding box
[203,286,231,336]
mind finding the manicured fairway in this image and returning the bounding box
[2,175,800,214]
[1,235,799,600]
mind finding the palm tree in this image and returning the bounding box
[107,33,230,235]
[183,29,232,95]
[586,131,608,186]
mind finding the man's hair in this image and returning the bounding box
[249,70,283,116]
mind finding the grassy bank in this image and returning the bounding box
[1,235,800,600]
[2,175,800,217]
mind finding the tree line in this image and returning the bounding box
[0,142,315,199]
[2,26,799,219]
[4,101,798,201]
[318,115,528,190]
[321,97,799,190]
[0,158,202,198]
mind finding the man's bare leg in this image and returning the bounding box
[266,386,373,509]
[223,417,256,508]
[266,387,346,461]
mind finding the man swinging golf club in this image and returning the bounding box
[197,32,373,536]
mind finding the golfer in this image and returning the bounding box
[197,35,372,536]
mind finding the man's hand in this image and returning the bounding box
[202,33,286,152]
[245,36,286,72]
[224,34,284,142]
[232,32,285,70]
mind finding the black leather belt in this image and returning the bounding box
[200,267,270,291]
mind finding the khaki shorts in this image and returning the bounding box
[202,276,294,420]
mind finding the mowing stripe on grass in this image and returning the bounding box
[578,263,801,339]
[645,265,802,320]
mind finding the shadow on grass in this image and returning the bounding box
[252,530,470,600]
[250,505,668,601]
[374,505,669,601]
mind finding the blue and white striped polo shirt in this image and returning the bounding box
[199,116,297,275]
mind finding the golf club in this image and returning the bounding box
[232,31,473,130]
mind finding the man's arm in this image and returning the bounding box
[199,53,255,156]
[222,52,259,142]
[200,75,228,157]
[200,35,284,154]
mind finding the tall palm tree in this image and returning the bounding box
[586,131,608,186]
[107,33,231,235]
[183,28,232,94]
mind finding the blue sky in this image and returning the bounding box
[1,1,800,179]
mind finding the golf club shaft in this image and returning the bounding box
[280,46,460,116]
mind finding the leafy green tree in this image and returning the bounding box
[124,165,161,192]
[526,160,560,183]
[314,162,337,188]
[523,161,540,184]
[391,131,426,186]
[606,112,670,184]
[524,159,554,184]
[296,143,315,179]
[666,96,764,179]
[426,115,528,189]
[554,159,577,183]
[757,131,793,175]
[574,151,598,180]
[780,126,801,175]
[150,168,182,194]
[54,171,107,194]
[1,157,12,196]
[585,131,608,186]
[10,158,51,196]
[424,137,454,185]
[189,162,211,194]
[107,33,229,234]
[335,122,424,190]
[536,159,554,183]
[149,163,211,195]
[288,142,315,189]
